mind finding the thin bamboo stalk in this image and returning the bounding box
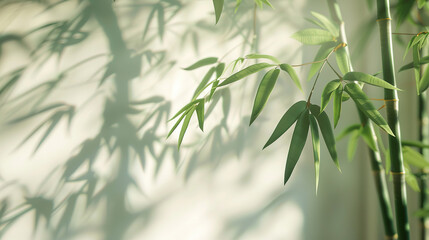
[376,0,409,239]
[327,1,397,238]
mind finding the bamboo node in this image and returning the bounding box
[391,171,405,175]
[385,234,398,239]
[377,18,392,22]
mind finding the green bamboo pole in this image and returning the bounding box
[376,0,409,239]
[327,1,397,238]
[419,90,429,240]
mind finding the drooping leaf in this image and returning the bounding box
[245,54,280,64]
[216,63,225,78]
[335,46,350,75]
[344,83,394,136]
[405,164,420,192]
[250,69,280,125]
[403,146,429,169]
[167,108,190,138]
[309,114,320,193]
[209,80,219,100]
[183,57,218,70]
[178,106,196,149]
[333,84,343,127]
[348,129,360,161]
[284,110,310,184]
[360,123,378,151]
[419,66,429,93]
[169,99,201,121]
[343,72,399,90]
[213,0,224,24]
[310,104,340,171]
[413,45,421,94]
[320,80,341,112]
[311,12,338,37]
[264,101,307,149]
[192,67,215,99]
[308,43,336,81]
[402,140,429,149]
[292,28,335,45]
[399,56,429,72]
[279,64,302,91]
[219,63,275,87]
[336,123,361,141]
[196,100,205,131]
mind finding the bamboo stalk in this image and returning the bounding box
[327,0,397,238]
[376,0,409,239]
[419,90,429,240]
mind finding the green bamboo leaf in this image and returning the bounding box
[284,110,310,184]
[403,146,429,169]
[333,84,342,128]
[219,63,275,87]
[209,80,219,100]
[167,109,189,138]
[183,57,218,70]
[192,67,215,99]
[344,83,394,136]
[213,0,224,24]
[309,114,320,193]
[310,104,340,171]
[413,45,421,94]
[178,106,196,149]
[320,80,341,112]
[263,101,307,149]
[343,72,399,90]
[245,54,280,64]
[404,164,420,192]
[196,100,205,131]
[308,43,336,81]
[403,36,416,60]
[169,99,201,121]
[348,129,360,161]
[335,46,350,75]
[418,0,426,9]
[292,29,335,45]
[360,123,378,151]
[216,63,225,78]
[311,12,338,37]
[279,64,302,91]
[336,124,361,141]
[250,69,280,125]
[234,0,242,12]
[260,0,273,8]
[402,140,429,148]
[399,56,429,72]
[419,65,429,93]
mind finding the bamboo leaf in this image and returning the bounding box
[336,124,361,141]
[344,84,394,136]
[399,56,429,72]
[311,12,338,37]
[413,45,421,94]
[216,63,225,78]
[308,43,336,81]
[167,109,189,138]
[263,101,307,149]
[403,146,429,169]
[196,100,205,131]
[192,67,215,99]
[418,0,426,9]
[284,110,310,184]
[419,65,429,93]
[156,5,165,40]
[320,80,341,112]
[402,140,429,148]
[250,69,280,125]
[292,28,335,45]
[213,0,224,24]
[209,80,219,100]
[169,99,201,121]
[246,54,280,64]
[234,0,242,13]
[183,57,218,70]
[279,64,302,91]
[309,114,320,193]
[348,130,360,161]
[360,123,378,151]
[178,106,196,149]
[335,46,350,74]
[333,84,342,127]
[343,72,399,90]
[219,63,275,87]
[404,164,420,192]
[260,0,273,8]
[310,104,340,171]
